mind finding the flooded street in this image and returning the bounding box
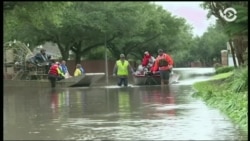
[4,74,247,140]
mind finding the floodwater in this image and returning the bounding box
[4,68,248,140]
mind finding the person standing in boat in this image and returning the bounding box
[48,61,65,88]
[59,60,71,78]
[113,54,135,87]
[152,49,174,86]
[34,48,52,73]
[34,48,51,64]
[142,51,155,72]
[74,64,85,77]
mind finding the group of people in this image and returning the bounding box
[33,48,86,88]
[113,49,174,87]
[35,48,173,88]
[48,60,85,88]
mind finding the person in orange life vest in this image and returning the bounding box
[48,61,65,88]
[141,51,155,72]
[152,49,174,85]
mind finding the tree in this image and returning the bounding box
[4,2,72,47]
[201,2,248,67]
[5,1,201,68]
[106,3,187,60]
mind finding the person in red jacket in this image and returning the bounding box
[141,51,155,72]
[152,49,174,85]
[48,61,65,88]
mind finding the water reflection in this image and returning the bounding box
[142,86,176,117]
[4,85,248,140]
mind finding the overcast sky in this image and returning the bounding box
[154,2,217,37]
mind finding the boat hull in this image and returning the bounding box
[133,73,179,85]
[71,73,106,87]
[4,73,105,88]
[133,75,161,85]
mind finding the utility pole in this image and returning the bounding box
[105,33,109,85]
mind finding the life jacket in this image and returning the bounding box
[116,60,129,76]
[158,54,169,67]
[59,65,68,74]
[48,64,59,76]
[156,53,171,71]
[74,68,82,77]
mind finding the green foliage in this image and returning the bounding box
[106,2,186,59]
[4,1,234,67]
[4,2,72,45]
[193,69,248,132]
[215,66,235,74]
[84,46,115,60]
[211,71,233,80]
[197,24,228,66]
[4,2,72,29]
[167,22,196,66]
[228,67,248,93]
[223,5,248,36]
[201,2,248,68]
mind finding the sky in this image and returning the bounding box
[154,2,217,37]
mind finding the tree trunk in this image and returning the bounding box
[75,53,81,64]
[61,50,69,61]
[56,36,70,61]
[70,41,82,65]
[233,35,246,66]
[57,43,66,60]
[228,39,238,68]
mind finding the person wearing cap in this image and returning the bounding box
[152,49,174,85]
[141,51,155,72]
[74,64,85,77]
[59,60,71,78]
[113,54,135,87]
[34,48,51,73]
[34,48,51,65]
[48,61,65,88]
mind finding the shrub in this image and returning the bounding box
[192,70,248,132]
[215,66,234,74]
[228,67,248,93]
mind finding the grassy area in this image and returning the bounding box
[192,67,248,132]
[210,71,233,80]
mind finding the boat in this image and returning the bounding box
[4,72,105,88]
[3,41,106,88]
[3,60,105,88]
[132,64,179,85]
[70,73,106,87]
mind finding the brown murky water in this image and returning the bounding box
[4,76,247,140]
